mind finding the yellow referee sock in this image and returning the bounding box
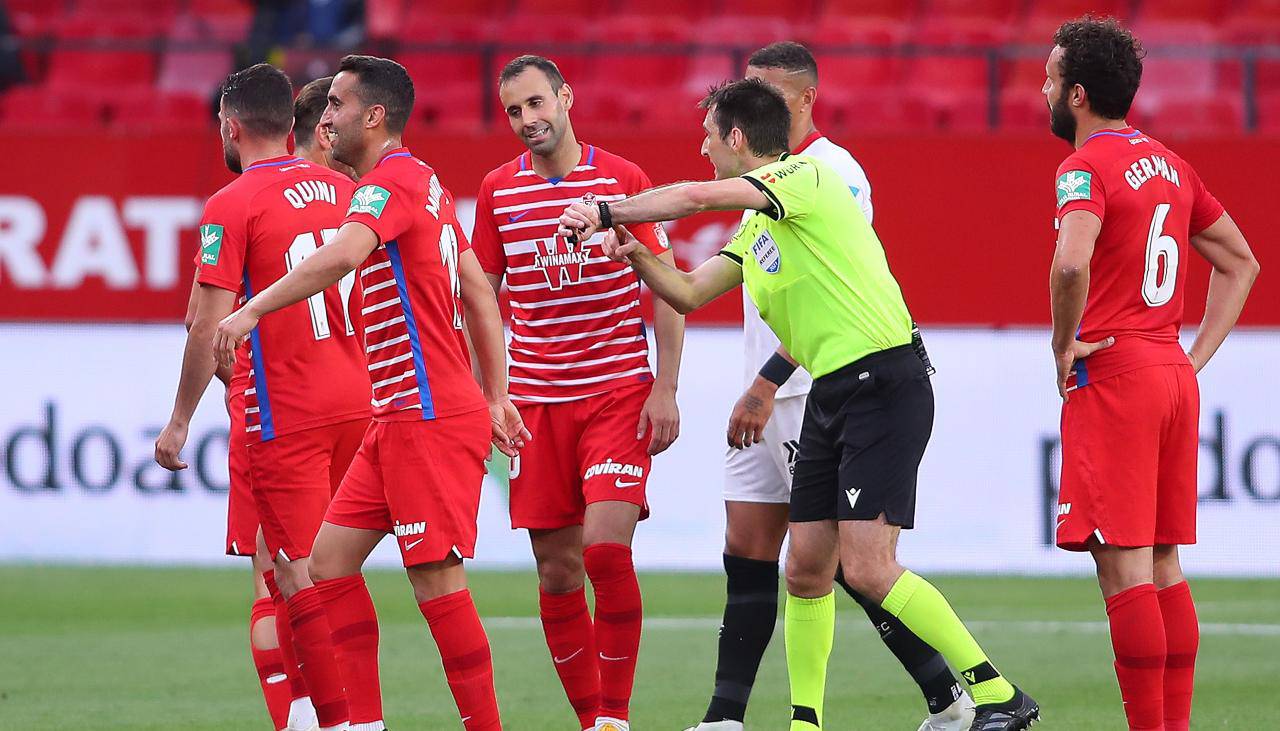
[785,592,835,729]
[882,570,1016,706]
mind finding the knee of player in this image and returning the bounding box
[783,553,829,597]
[307,553,341,584]
[536,554,586,593]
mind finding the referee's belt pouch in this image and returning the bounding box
[910,323,936,376]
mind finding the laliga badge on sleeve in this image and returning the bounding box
[752,230,781,274]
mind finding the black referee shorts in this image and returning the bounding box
[790,344,934,528]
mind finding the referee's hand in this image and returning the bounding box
[727,377,777,449]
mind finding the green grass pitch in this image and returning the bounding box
[1,566,1277,729]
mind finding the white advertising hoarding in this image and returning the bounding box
[1,325,1276,575]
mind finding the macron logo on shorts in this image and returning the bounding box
[584,458,644,485]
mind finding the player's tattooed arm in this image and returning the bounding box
[1050,210,1114,400]
[1187,212,1260,373]
[157,284,238,471]
[601,225,741,315]
[214,221,378,367]
[727,348,796,449]
[557,178,769,240]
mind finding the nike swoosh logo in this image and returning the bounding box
[1056,517,1068,529]
[615,479,640,488]
[599,652,630,661]
[508,210,531,222]
[553,648,583,664]
[404,538,424,551]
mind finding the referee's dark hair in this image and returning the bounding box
[700,78,791,157]
[337,54,414,133]
[499,54,566,92]
[747,41,819,84]
[293,75,333,149]
[1053,16,1145,119]
[219,63,294,138]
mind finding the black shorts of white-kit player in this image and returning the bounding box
[789,344,934,526]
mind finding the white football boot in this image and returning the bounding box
[917,690,977,731]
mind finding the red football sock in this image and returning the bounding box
[265,570,310,702]
[1158,581,1198,731]
[316,574,384,726]
[1105,583,1166,731]
[420,589,501,731]
[540,586,600,728]
[250,597,293,730]
[286,586,350,728]
[584,542,642,722]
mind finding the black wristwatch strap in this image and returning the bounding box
[598,200,614,229]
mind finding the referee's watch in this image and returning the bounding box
[597,200,613,230]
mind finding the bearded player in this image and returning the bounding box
[689,42,973,731]
[1045,18,1258,731]
[157,63,374,731]
[471,55,684,731]
[216,54,530,731]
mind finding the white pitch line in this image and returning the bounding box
[483,616,1280,636]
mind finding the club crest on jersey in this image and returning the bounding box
[199,224,224,265]
[534,235,591,291]
[348,185,390,218]
[1056,170,1092,207]
[752,230,781,274]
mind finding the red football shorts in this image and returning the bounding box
[1057,363,1199,551]
[225,388,259,557]
[325,408,491,567]
[508,383,653,530]
[248,417,369,561]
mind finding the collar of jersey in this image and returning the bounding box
[243,155,304,172]
[793,129,824,155]
[1084,126,1142,144]
[518,144,594,185]
[376,147,413,168]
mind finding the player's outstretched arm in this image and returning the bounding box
[213,221,378,367]
[458,249,530,457]
[1187,212,1260,372]
[557,179,769,240]
[1050,210,1114,400]
[156,284,238,470]
[602,225,741,315]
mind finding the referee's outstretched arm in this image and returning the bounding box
[600,225,742,316]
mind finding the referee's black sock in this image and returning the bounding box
[703,553,780,723]
[836,566,964,715]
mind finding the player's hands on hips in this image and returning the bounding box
[489,398,532,458]
[638,383,680,455]
[557,201,601,241]
[727,376,777,449]
[602,225,643,263]
[1054,336,1115,401]
[154,420,189,471]
[213,307,259,369]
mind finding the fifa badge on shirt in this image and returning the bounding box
[752,230,781,274]
[348,185,391,218]
[1056,170,1092,207]
[199,224,224,265]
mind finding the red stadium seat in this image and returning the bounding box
[1143,96,1243,136]
[816,0,919,43]
[923,0,1020,21]
[613,0,715,18]
[0,85,106,128]
[365,0,407,40]
[1018,0,1131,42]
[46,50,157,92]
[511,0,599,15]
[697,15,801,45]
[1128,22,1218,114]
[7,0,70,37]
[1137,0,1230,23]
[56,11,173,40]
[820,54,905,95]
[169,8,252,43]
[397,52,484,91]
[1254,91,1280,133]
[732,0,817,18]
[814,89,935,133]
[110,90,213,130]
[589,53,690,91]
[997,94,1052,132]
[158,49,234,98]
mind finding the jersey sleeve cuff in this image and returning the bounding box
[742,176,785,221]
[195,274,241,292]
[1057,200,1104,222]
[341,214,388,245]
[718,250,743,266]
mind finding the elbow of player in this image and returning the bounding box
[672,297,698,316]
[1054,262,1087,282]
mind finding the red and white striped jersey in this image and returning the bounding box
[472,144,669,403]
[344,148,486,421]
